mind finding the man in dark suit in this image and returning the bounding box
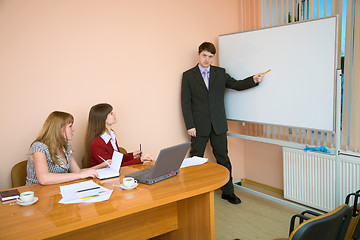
[181,42,263,204]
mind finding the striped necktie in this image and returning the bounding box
[203,69,209,89]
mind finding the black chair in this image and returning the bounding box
[344,190,360,240]
[287,204,352,240]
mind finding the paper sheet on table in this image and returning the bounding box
[59,180,112,204]
[96,151,123,180]
[180,156,208,168]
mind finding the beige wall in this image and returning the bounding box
[0,0,246,189]
[0,0,283,191]
[228,121,283,189]
[244,141,283,189]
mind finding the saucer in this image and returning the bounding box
[119,183,138,190]
[17,197,38,206]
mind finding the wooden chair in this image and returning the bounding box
[118,147,127,154]
[11,160,28,188]
[283,204,352,240]
[345,190,360,240]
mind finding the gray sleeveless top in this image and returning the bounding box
[26,141,72,185]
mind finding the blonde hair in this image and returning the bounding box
[82,103,113,168]
[32,111,74,165]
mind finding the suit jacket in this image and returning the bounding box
[90,136,141,167]
[181,64,258,136]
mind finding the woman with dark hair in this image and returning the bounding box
[83,103,153,168]
[26,111,109,185]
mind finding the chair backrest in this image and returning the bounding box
[352,214,360,240]
[118,147,127,155]
[344,191,360,240]
[11,160,28,188]
[289,204,353,240]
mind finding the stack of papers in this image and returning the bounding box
[180,156,208,168]
[59,180,112,204]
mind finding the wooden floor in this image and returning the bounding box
[214,187,299,240]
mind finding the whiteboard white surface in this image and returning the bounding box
[219,17,337,132]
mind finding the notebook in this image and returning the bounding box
[96,151,123,180]
[125,142,191,184]
[0,189,20,202]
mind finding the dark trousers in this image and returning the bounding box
[190,128,234,196]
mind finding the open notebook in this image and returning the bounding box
[96,151,123,180]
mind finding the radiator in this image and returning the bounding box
[339,155,360,203]
[283,147,336,211]
[283,147,360,212]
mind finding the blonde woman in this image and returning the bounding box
[26,111,109,185]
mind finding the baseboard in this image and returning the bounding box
[234,184,324,213]
[240,178,284,195]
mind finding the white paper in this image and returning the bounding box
[180,156,208,168]
[59,180,112,204]
[96,151,123,180]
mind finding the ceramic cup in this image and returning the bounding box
[123,177,137,187]
[19,191,34,203]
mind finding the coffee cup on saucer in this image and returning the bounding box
[19,191,34,203]
[17,191,38,206]
[123,177,137,188]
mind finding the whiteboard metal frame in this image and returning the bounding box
[335,69,342,207]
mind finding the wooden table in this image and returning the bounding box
[0,162,228,240]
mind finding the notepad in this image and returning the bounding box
[0,189,20,202]
[96,151,123,180]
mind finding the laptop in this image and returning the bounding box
[125,142,191,184]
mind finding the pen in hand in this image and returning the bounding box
[98,155,111,167]
[140,144,142,158]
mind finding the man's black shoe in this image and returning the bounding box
[221,193,241,204]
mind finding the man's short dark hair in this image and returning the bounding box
[198,42,216,55]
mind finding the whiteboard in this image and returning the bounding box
[219,16,338,132]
